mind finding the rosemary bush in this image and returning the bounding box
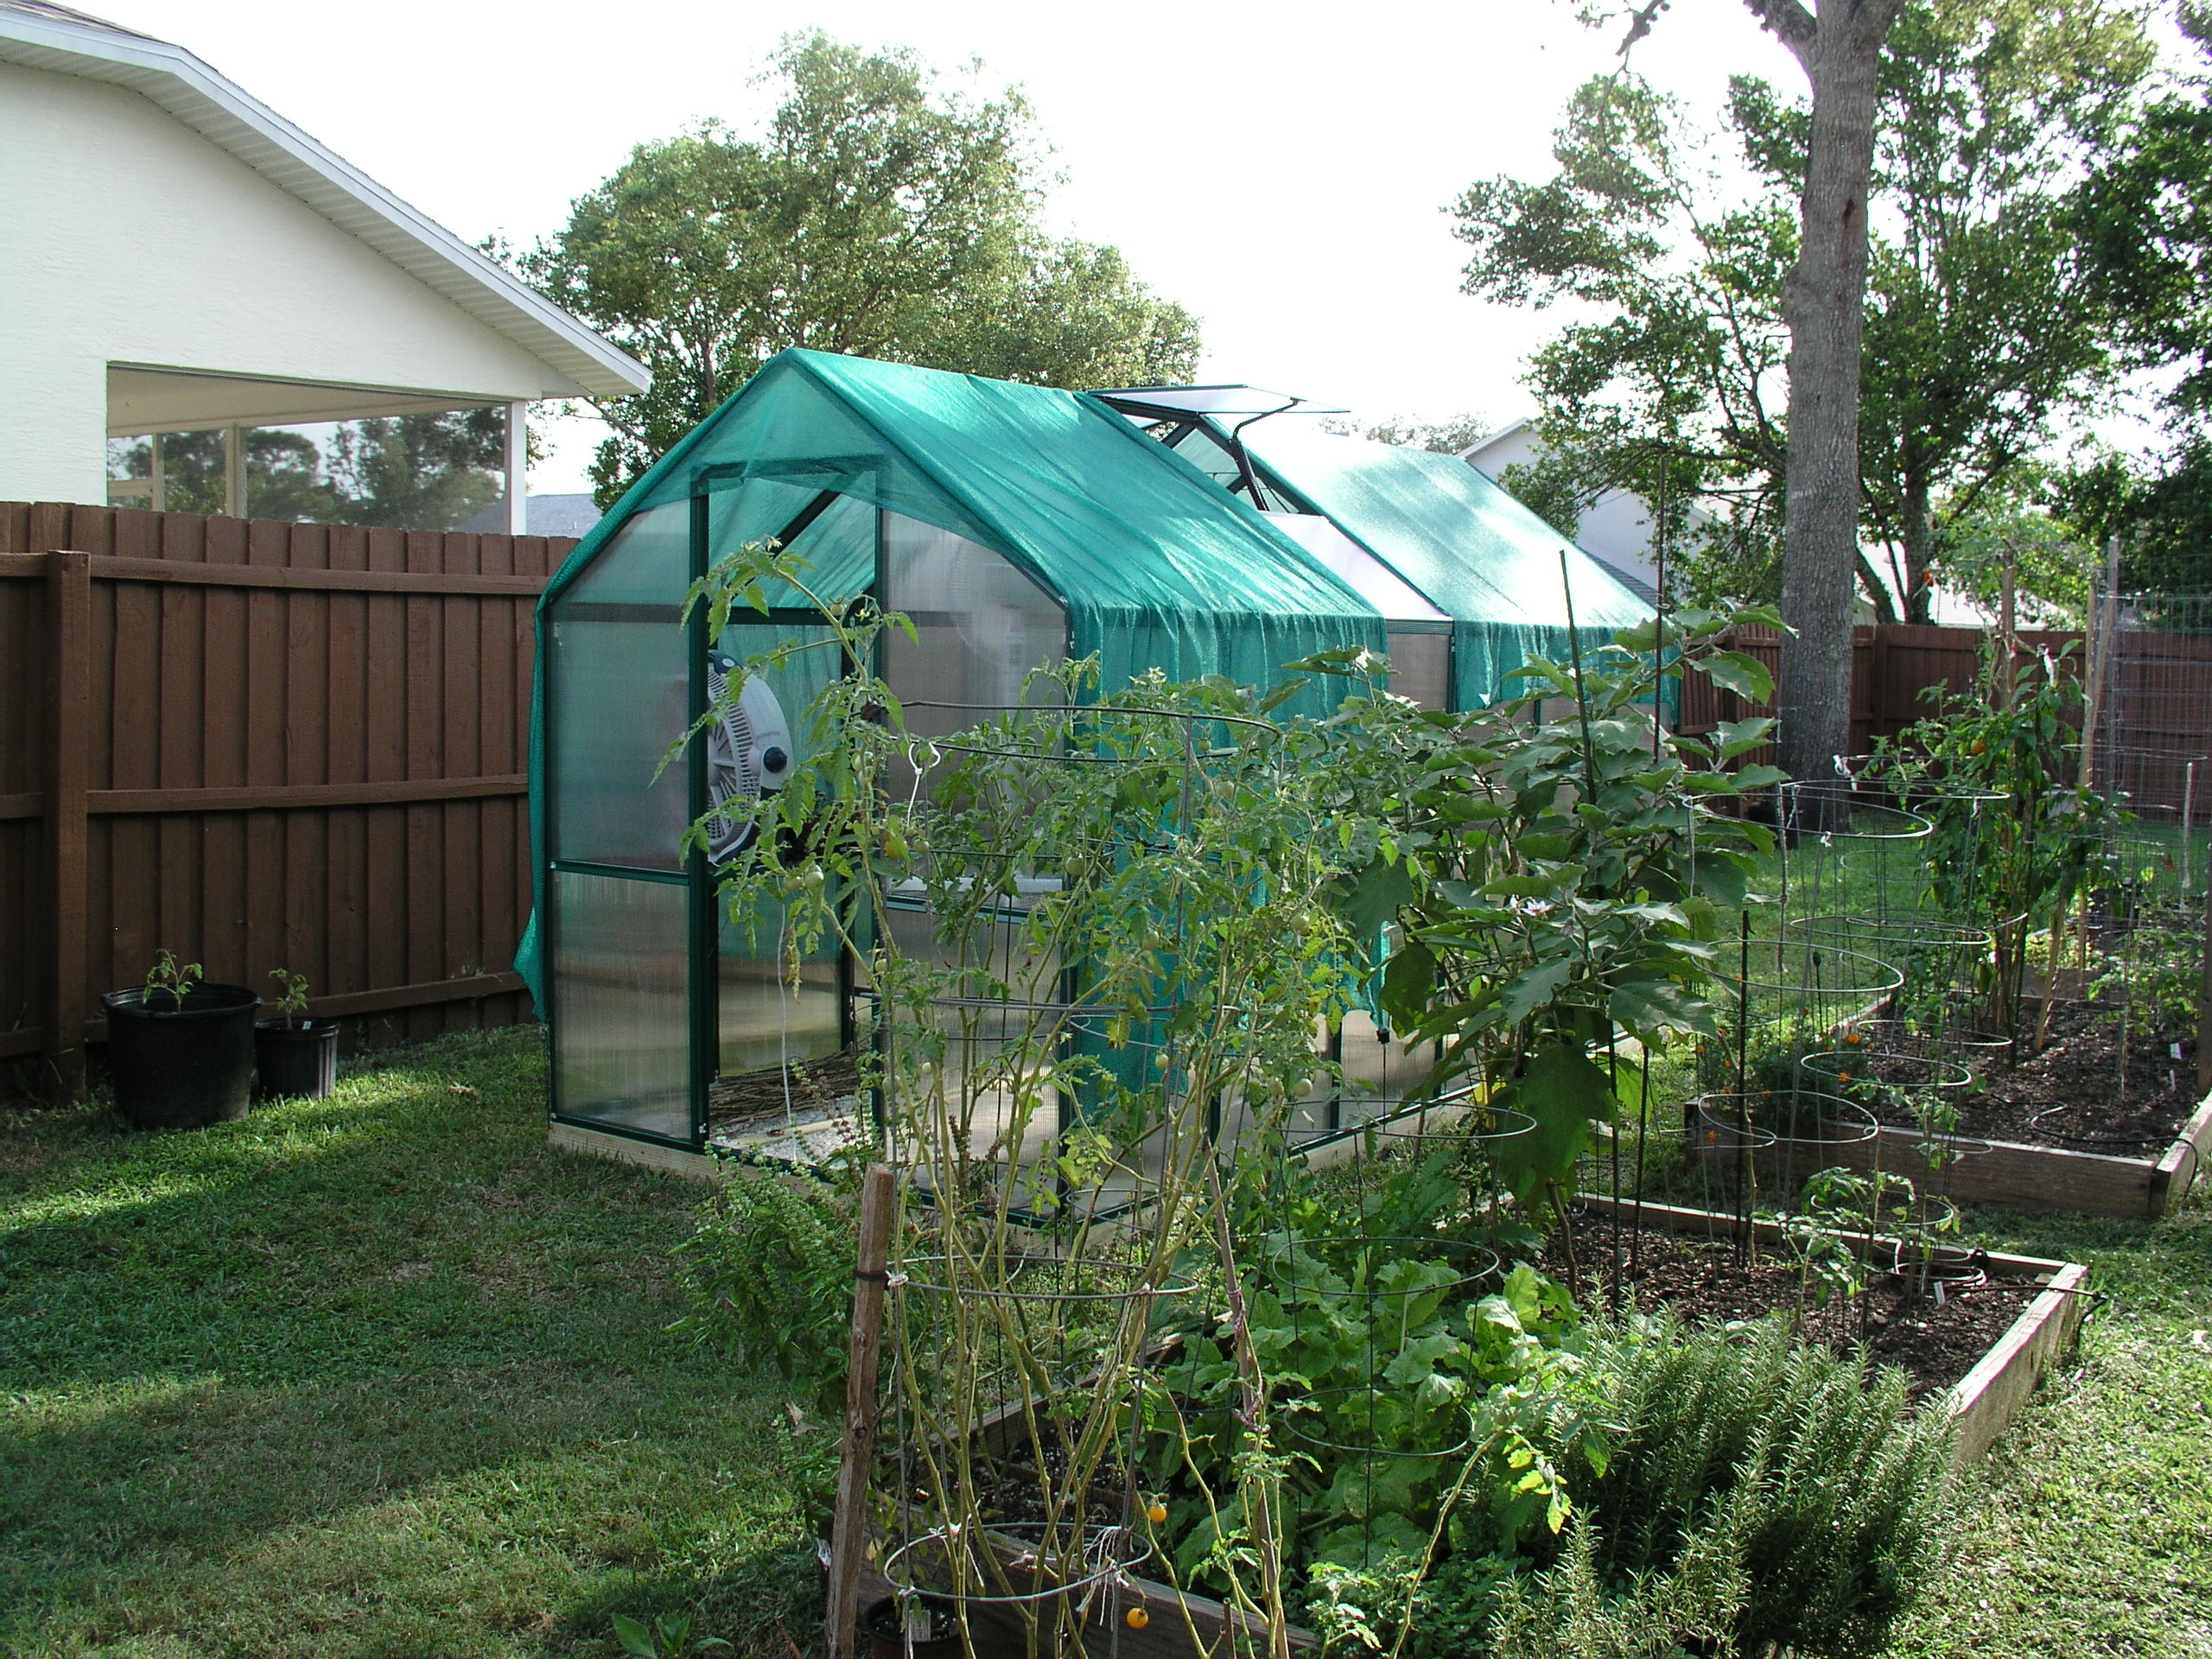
[1540,1318,1956,1659]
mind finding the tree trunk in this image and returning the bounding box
[1753,0,1906,798]
[1900,469,1935,623]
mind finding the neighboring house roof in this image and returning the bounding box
[1459,416,1535,460]
[458,493,603,538]
[0,1,648,402]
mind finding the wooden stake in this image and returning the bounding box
[2197,880,2211,1099]
[825,1163,896,1659]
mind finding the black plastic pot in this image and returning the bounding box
[256,1019,339,1100]
[100,984,262,1129]
[861,1596,964,1659]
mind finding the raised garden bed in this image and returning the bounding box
[852,1202,2086,1658]
[1703,1077,2212,1221]
[1761,1099,2208,1218]
[1575,1196,2090,1465]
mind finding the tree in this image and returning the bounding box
[1324,412,1497,454]
[2050,445,2212,592]
[2062,3,2212,594]
[1756,0,1907,785]
[519,35,1203,505]
[1458,1,2150,775]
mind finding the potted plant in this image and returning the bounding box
[99,950,261,1129]
[256,969,339,1100]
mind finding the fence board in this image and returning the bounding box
[1678,623,2087,770]
[0,501,574,1096]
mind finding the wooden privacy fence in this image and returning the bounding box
[0,502,577,1098]
[1677,622,2085,771]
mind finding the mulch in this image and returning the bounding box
[706,1049,864,1128]
[1552,1209,2036,1399]
[1860,1004,2201,1152]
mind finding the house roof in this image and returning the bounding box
[0,1,650,402]
[1458,416,1535,462]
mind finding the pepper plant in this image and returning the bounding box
[1871,645,2122,1038]
[1297,607,1789,1262]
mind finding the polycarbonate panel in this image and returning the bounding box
[551,870,693,1141]
[705,483,877,606]
[1095,385,1305,418]
[1388,629,1452,711]
[874,900,1064,1142]
[1337,1007,1429,1123]
[880,512,1065,741]
[1167,423,1249,493]
[549,500,690,869]
[719,906,842,1075]
[1266,512,1448,623]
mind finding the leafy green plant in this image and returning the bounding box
[142,950,202,1010]
[2090,914,2207,1040]
[1309,602,1788,1262]
[1154,1255,1592,1586]
[683,543,1396,1650]
[267,968,311,1028]
[611,1611,731,1659]
[1872,645,2123,1035]
[674,1163,861,1409]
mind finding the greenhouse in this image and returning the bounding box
[517,347,1649,1161]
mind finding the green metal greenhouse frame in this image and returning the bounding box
[516,348,1649,1161]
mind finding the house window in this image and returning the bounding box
[106,430,229,513]
[104,408,511,530]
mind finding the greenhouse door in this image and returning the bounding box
[543,499,709,1148]
[709,619,849,1088]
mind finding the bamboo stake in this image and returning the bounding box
[825,1163,897,1659]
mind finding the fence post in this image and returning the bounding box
[45,550,91,1100]
[825,1162,897,1659]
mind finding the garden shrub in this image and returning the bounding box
[1527,1317,1956,1659]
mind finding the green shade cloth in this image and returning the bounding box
[1239,423,1654,710]
[621,350,1389,696]
[518,349,1391,1002]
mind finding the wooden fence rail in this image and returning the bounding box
[0,502,576,1097]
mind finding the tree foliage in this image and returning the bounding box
[2056,4,2212,593]
[1453,0,2153,623]
[521,35,1203,505]
[1325,413,1498,454]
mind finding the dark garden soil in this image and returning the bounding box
[1855,1004,2201,1152]
[1551,1210,2034,1399]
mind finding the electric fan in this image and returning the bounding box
[702,651,793,862]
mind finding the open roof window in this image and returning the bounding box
[1261,512,1447,624]
[1098,387,1448,626]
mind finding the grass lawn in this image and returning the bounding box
[0,1027,823,1659]
[3,1026,2208,1656]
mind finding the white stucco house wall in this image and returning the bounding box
[1459,418,1699,607]
[0,1,645,531]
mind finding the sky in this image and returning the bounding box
[77,2,1890,493]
